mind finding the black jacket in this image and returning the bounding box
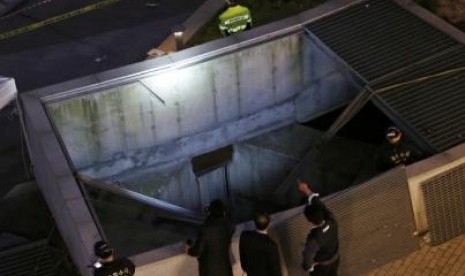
[377,139,423,170]
[239,230,283,276]
[302,197,339,271]
[188,216,234,276]
[94,258,135,276]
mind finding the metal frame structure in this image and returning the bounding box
[18,1,362,274]
[19,0,465,275]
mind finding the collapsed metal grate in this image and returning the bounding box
[373,46,465,153]
[305,0,458,81]
[272,166,418,275]
[305,0,465,153]
[0,240,58,276]
[422,163,465,246]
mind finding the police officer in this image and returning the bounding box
[218,0,252,36]
[299,181,339,276]
[93,240,135,276]
[377,126,423,171]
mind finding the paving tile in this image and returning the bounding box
[364,234,465,276]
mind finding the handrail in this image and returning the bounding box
[76,173,204,225]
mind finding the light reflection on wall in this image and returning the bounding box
[46,34,305,173]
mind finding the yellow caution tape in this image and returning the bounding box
[0,0,126,41]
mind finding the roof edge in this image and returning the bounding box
[396,0,465,46]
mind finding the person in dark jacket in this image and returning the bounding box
[93,240,135,276]
[185,199,235,276]
[299,181,339,276]
[377,126,424,171]
[239,212,283,276]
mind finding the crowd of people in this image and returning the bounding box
[91,180,338,276]
[183,180,340,276]
[91,125,423,276]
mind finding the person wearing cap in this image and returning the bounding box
[93,240,135,276]
[218,0,252,36]
[239,212,283,276]
[185,199,235,276]
[377,126,423,171]
[298,180,339,276]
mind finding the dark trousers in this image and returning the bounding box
[310,257,339,276]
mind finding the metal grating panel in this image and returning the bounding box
[422,163,465,246]
[305,0,458,81]
[0,240,58,276]
[374,46,465,152]
[272,167,419,276]
[305,0,465,152]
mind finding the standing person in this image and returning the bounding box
[93,240,135,276]
[218,0,252,36]
[239,212,283,276]
[377,125,424,171]
[185,199,235,276]
[299,181,339,276]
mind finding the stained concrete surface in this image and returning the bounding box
[0,0,208,272]
[0,1,432,273]
[90,122,380,257]
[0,0,208,193]
[44,33,309,171]
[0,0,206,186]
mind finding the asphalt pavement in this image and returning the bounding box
[0,0,206,194]
[0,0,205,92]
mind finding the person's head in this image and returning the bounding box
[385,126,402,144]
[254,212,271,231]
[206,199,226,219]
[94,240,114,261]
[227,0,238,6]
[304,204,325,226]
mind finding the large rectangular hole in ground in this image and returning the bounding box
[83,103,400,256]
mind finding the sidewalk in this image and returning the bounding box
[366,234,465,276]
